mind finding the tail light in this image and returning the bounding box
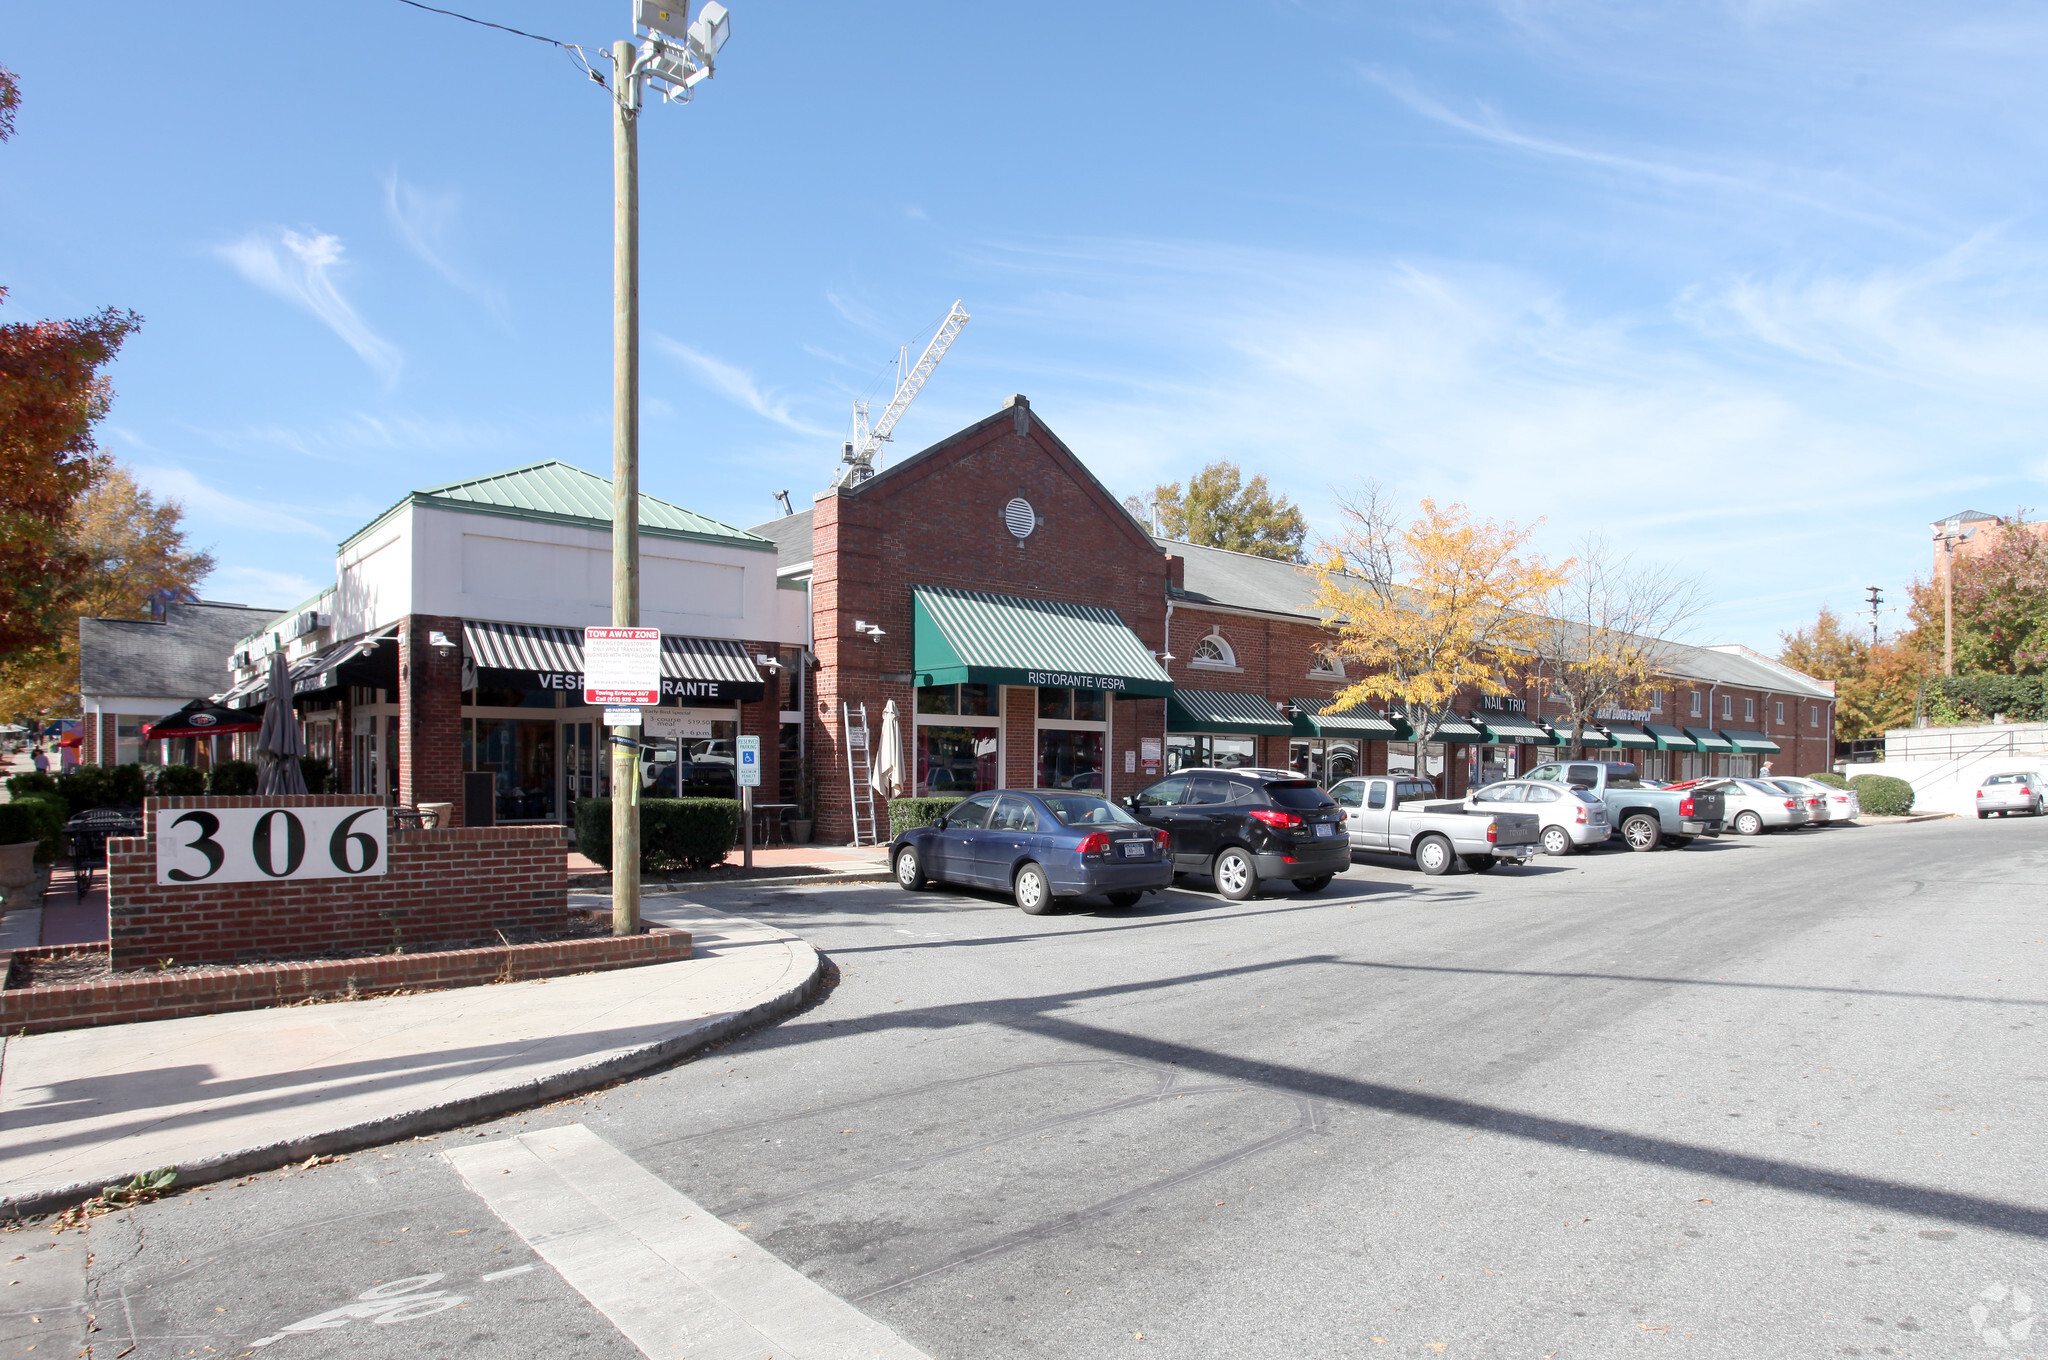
[1077,831,1111,855]
[1783,800,1796,810]
[1486,821,1499,844]
[1574,805,1587,824]
[1976,789,1985,798]
[1249,809,1303,829]
[1154,828,1171,850]
[1679,797,1695,817]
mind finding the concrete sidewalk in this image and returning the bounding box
[0,902,825,1218]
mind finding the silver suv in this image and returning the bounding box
[1976,772,2044,819]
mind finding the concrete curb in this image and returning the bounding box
[570,867,891,892]
[0,925,830,1221]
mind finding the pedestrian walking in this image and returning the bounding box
[1759,759,1774,778]
[31,743,48,774]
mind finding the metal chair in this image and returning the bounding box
[63,805,144,898]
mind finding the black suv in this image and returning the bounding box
[1127,767,1350,900]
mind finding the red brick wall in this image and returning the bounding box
[106,795,566,971]
[400,614,466,821]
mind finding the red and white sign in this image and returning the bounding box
[582,626,661,706]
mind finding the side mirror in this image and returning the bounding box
[931,816,947,830]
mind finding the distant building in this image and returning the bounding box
[1932,509,2047,580]
[78,601,284,766]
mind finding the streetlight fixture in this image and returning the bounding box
[608,0,730,936]
[1933,517,1976,678]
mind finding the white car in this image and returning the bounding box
[1684,778,1809,835]
[1976,772,2045,818]
[1466,778,1611,857]
[1771,776,1859,823]
[1765,778,1832,824]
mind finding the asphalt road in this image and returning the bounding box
[79,814,2048,1359]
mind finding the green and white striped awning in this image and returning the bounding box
[1289,698,1399,738]
[1394,711,1484,743]
[1646,724,1697,751]
[911,587,1173,697]
[1687,727,1736,752]
[1168,689,1291,734]
[1474,711,1557,744]
[1721,729,1781,753]
[1550,723,1615,748]
[1602,722,1659,750]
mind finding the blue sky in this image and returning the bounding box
[5,1,2044,646]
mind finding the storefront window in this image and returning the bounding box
[465,717,557,822]
[1471,744,1517,786]
[1035,687,1104,722]
[641,719,739,797]
[468,686,561,710]
[1039,729,1104,789]
[1168,734,1256,773]
[1387,742,1445,780]
[917,683,997,717]
[919,725,999,795]
[1287,739,1359,785]
[115,718,145,766]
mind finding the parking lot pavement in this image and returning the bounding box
[78,816,2048,1360]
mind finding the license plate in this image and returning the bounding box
[1119,841,1148,858]
[1314,823,1335,837]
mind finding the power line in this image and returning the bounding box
[391,0,604,84]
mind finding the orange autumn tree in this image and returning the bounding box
[1310,486,1568,746]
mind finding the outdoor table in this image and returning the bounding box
[62,805,143,899]
[749,802,797,847]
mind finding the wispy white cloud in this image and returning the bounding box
[203,564,326,610]
[131,464,338,540]
[190,411,522,462]
[383,172,507,320]
[216,227,401,381]
[652,335,832,436]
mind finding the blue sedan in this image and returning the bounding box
[891,788,1173,915]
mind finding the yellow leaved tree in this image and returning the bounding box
[1310,486,1567,746]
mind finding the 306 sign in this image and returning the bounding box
[155,806,389,885]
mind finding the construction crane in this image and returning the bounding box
[832,300,970,487]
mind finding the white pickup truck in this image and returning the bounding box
[1329,775,1543,875]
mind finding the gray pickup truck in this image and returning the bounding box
[1520,759,1725,851]
[1329,775,1542,876]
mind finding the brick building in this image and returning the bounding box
[78,600,282,768]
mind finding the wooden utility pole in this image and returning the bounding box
[610,37,642,936]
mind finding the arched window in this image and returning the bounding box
[1190,631,1235,668]
[1309,648,1345,678]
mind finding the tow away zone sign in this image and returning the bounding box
[583,627,661,706]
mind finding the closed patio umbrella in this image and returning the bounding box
[254,651,307,796]
[871,699,905,801]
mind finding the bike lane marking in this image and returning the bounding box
[445,1123,931,1360]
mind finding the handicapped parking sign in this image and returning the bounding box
[736,735,762,788]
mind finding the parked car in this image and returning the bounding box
[1674,778,1808,835]
[1766,777,1842,824]
[891,789,1172,914]
[1465,778,1611,856]
[1127,768,1351,900]
[1521,760,1726,851]
[1976,772,2045,818]
[1328,775,1543,875]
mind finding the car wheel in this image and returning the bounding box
[1540,826,1573,857]
[1294,874,1334,893]
[1104,891,1143,909]
[1213,847,1257,901]
[1416,834,1456,876]
[1977,810,1989,819]
[1461,855,1498,873]
[1734,810,1763,836]
[1623,814,1662,852]
[1014,862,1056,915]
[893,845,926,891]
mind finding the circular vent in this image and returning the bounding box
[1004,497,1037,539]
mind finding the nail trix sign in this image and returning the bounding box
[582,627,662,706]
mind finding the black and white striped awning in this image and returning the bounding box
[292,627,398,697]
[461,620,766,704]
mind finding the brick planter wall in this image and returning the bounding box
[0,928,689,1036]
[107,795,568,971]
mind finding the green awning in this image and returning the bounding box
[1687,727,1735,752]
[912,586,1172,697]
[1602,722,1659,750]
[1168,689,1291,735]
[1721,729,1781,754]
[1647,723,1697,751]
[1551,723,1614,748]
[1397,712,1484,743]
[1289,698,1398,738]
[1473,711,1556,745]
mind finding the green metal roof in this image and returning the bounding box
[911,587,1172,697]
[340,460,776,552]
[1720,728,1781,753]
[1289,697,1398,738]
[1168,689,1292,734]
[1686,727,1735,752]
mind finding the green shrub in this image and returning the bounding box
[1850,773,1915,816]
[575,797,740,874]
[0,796,67,861]
[888,796,963,837]
[54,764,115,816]
[208,759,257,795]
[150,764,209,797]
[1925,675,2048,726]
[6,771,57,801]
[1806,771,1851,790]
[107,763,148,806]
[298,756,334,794]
